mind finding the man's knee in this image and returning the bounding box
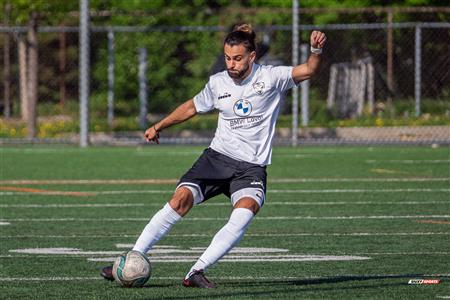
[233,197,260,215]
[169,187,193,217]
[231,188,264,215]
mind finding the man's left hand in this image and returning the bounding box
[310,31,327,49]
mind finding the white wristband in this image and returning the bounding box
[310,46,323,54]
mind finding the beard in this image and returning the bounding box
[227,63,250,80]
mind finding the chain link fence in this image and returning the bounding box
[1,5,449,145]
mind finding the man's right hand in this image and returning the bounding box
[143,99,197,144]
[144,125,160,144]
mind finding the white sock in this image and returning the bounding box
[185,208,254,279]
[133,203,182,254]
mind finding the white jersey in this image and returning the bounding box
[193,63,296,166]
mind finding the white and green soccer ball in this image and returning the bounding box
[112,250,151,287]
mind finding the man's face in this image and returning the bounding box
[224,44,256,81]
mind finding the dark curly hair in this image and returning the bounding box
[224,23,256,53]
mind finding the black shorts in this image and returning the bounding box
[177,148,266,205]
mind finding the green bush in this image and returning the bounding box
[1,98,448,138]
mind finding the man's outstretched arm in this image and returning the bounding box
[145,99,197,143]
[292,31,327,84]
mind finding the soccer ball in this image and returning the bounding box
[112,250,151,287]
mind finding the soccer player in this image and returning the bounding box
[101,24,326,288]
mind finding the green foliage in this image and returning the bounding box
[1,98,448,138]
[8,0,78,24]
[4,0,448,121]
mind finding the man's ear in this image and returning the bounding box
[249,51,256,63]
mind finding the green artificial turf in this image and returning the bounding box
[0,145,449,299]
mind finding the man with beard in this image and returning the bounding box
[101,24,327,288]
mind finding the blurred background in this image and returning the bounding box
[0,0,449,146]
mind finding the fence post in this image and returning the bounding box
[386,8,394,96]
[18,34,28,121]
[367,58,375,114]
[415,25,422,117]
[59,22,67,107]
[79,0,90,147]
[291,0,299,146]
[107,29,115,128]
[300,43,309,127]
[138,48,148,130]
[27,11,38,139]
[3,3,11,117]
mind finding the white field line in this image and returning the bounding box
[1,252,449,260]
[262,201,450,205]
[1,201,449,208]
[0,277,105,281]
[355,252,450,255]
[0,177,448,185]
[9,248,288,255]
[271,177,450,183]
[87,255,370,262]
[135,151,201,156]
[1,215,450,222]
[114,245,289,253]
[88,252,450,262]
[268,189,450,194]
[366,159,450,164]
[0,179,178,185]
[1,232,449,239]
[6,248,370,262]
[186,215,450,221]
[0,148,202,155]
[0,222,10,225]
[0,190,170,196]
[1,188,449,196]
[0,147,386,154]
[0,204,147,208]
[1,273,448,282]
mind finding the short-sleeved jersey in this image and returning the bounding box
[193,63,296,166]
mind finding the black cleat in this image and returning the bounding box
[100,265,114,281]
[183,269,216,288]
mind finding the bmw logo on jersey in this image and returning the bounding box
[233,99,252,117]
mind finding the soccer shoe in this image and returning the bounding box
[183,269,216,288]
[100,265,114,281]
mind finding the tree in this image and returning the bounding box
[3,2,12,117]
[9,1,78,136]
[26,11,38,138]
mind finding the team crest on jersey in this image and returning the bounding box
[233,99,252,117]
[252,81,265,95]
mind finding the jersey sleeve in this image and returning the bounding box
[193,80,216,113]
[270,65,296,93]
